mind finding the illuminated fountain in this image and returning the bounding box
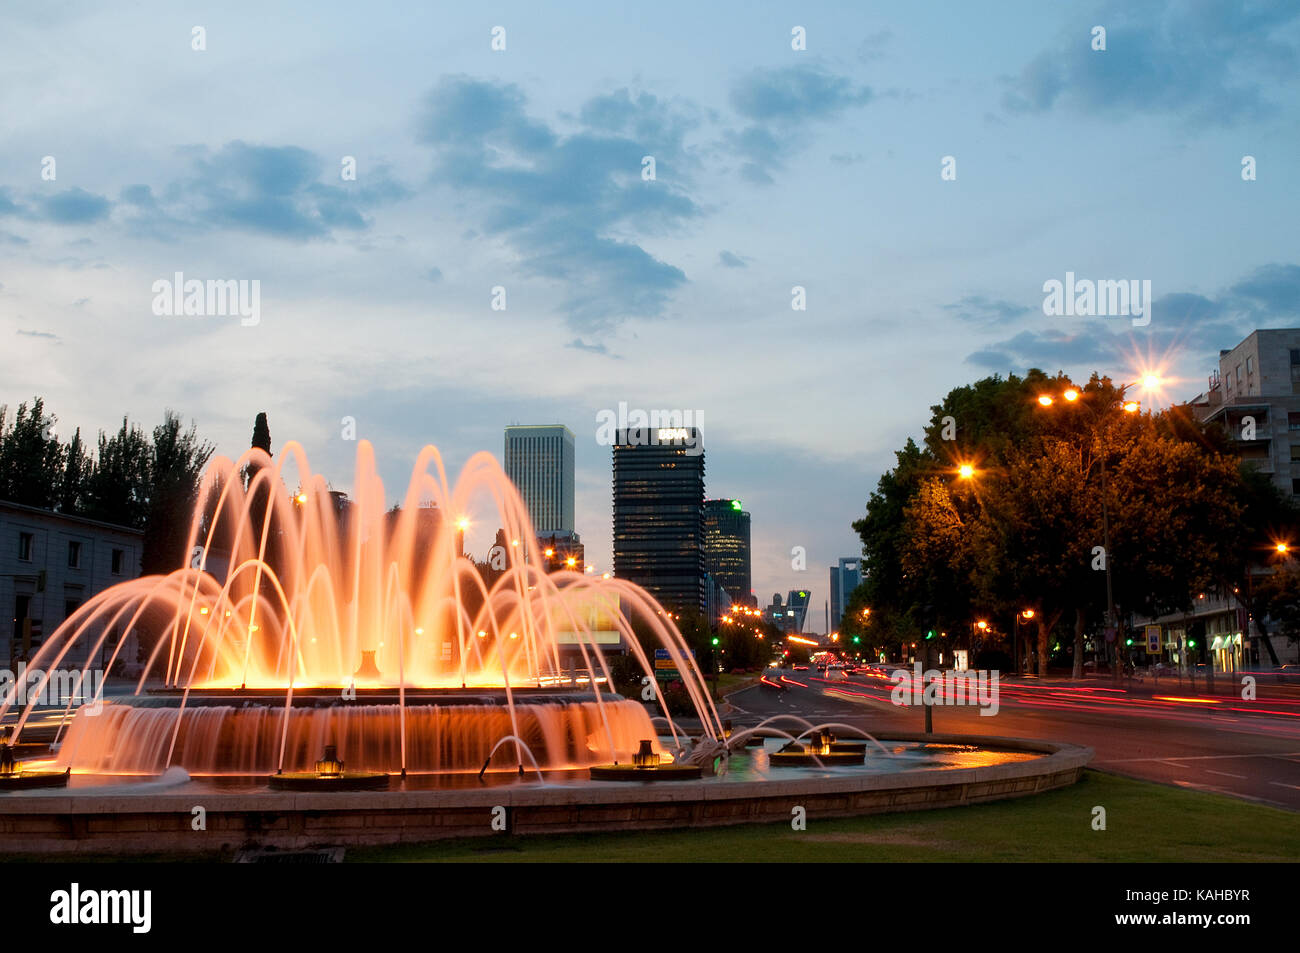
[0,441,724,784]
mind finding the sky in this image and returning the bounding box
[2,1,1299,623]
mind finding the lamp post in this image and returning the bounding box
[1037,379,1150,680]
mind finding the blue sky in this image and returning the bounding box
[2,1,1299,621]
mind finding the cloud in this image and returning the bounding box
[730,65,872,122]
[39,188,111,224]
[1002,1,1300,124]
[856,30,893,63]
[566,337,621,359]
[16,329,60,341]
[1228,263,1300,314]
[416,76,700,332]
[963,262,1300,373]
[725,65,872,183]
[943,294,1033,326]
[424,266,443,283]
[717,250,748,268]
[123,142,409,241]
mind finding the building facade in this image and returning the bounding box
[1191,328,1300,499]
[828,557,863,631]
[504,425,575,534]
[702,498,753,607]
[612,427,706,613]
[1,501,143,668]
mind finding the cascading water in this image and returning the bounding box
[2,441,723,778]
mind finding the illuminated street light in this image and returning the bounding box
[958,463,975,479]
[1063,389,1079,402]
[1277,542,1290,555]
[1037,395,1054,407]
[295,492,308,505]
[1142,374,1162,391]
[1122,401,1140,413]
[1021,608,1035,619]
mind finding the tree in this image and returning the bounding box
[854,370,1276,678]
[59,428,92,514]
[0,398,65,509]
[83,417,152,528]
[141,411,215,576]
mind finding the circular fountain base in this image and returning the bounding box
[0,734,1092,854]
[588,763,703,782]
[267,771,390,792]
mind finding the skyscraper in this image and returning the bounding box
[612,427,706,612]
[829,557,863,630]
[785,588,811,633]
[703,498,753,607]
[504,425,575,534]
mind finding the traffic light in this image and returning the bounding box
[711,637,719,646]
[1125,638,1134,646]
[852,636,860,644]
[925,630,935,641]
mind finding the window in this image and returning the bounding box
[67,540,81,569]
[1291,349,1300,365]
[1291,444,1300,462]
[1290,413,1300,432]
[18,532,33,561]
[64,599,81,620]
[110,548,124,575]
[1236,364,1242,384]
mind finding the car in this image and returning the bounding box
[792,664,809,671]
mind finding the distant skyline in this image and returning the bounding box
[2,2,1299,607]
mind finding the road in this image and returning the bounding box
[726,666,1300,811]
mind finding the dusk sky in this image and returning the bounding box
[3,1,1299,619]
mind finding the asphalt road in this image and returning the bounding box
[727,667,1300,811]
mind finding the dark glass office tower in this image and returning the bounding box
[612,427,705,612]
[703,499,752,607]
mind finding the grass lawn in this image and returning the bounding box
[347,771,1300,863]
[712,672,759,699]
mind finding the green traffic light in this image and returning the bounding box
[711,637,719,646]
[925,630,935,640]
[852,636,860,644]
[1125,638,1133,646]
[1188,640,1195,648]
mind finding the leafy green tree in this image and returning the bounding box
[0,398,65,509]
[83,417,152,528]
[141,411,215,576]
[59,427,92,513]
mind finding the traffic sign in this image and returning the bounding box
[1144,625,1161,654]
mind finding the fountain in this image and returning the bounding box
[0,440,1092,853]
[0,441,723,783]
